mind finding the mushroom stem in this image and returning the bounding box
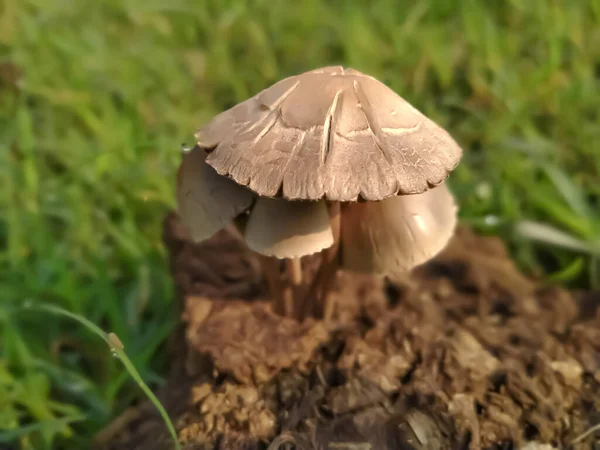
[319,257,340,322]
[302,202,341,320]
[286,258,303,318]
[287,258,303,285]
[260,256,286,316]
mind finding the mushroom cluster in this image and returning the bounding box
[177,66,462,321]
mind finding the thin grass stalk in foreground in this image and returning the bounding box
[20,302,182,450]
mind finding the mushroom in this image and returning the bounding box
[177,66,462,321]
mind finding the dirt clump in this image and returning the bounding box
[97,213,600,450]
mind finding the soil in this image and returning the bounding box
[96,212,600,450]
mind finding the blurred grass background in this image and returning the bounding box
[0,0,599,448]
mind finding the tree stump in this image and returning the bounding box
[96,213,600,450]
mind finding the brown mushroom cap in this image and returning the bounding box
[244,197,334,258]
[340,182,457,274]
[176,146,255,242]
[197,66,462,202]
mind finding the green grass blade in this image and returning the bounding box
[514,220,600,255]
[19,302,181,450]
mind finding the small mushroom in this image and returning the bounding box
[341,182,458,274]
[177,66,462,320]
[177,145,254,242]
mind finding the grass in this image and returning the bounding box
[16,302,181,450]
[0,0,599,448]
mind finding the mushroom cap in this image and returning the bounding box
[340,182,457,274]
[244,197,334,259]
[176,146,255,242]
[197,66,462,202]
